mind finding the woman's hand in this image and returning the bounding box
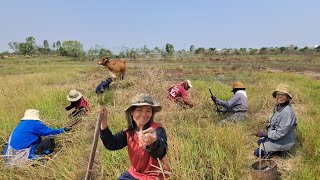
[138,128,157,149]
[99,105,108,130]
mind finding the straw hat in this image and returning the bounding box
[272,84,292,99]
[231,82,245,92]
[125,93,162,113]
[186,80,193,88]
[67,90,83,102]
[21,109,40,120]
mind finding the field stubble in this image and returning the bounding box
[0,55,319,179]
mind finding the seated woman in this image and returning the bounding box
[99,93,169,180]
[254,84,297,157]
[212,81,248,125]
[3,109,71,166]
[65,90,90,118]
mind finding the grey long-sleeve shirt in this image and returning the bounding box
[216,91,248,112]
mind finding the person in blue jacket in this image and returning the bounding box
[3,109,71,166]
[95,77,113,94]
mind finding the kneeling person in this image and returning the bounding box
[65,90,90,118]
[3,109,71,166]
[95,77,113,94]
[253,84,297,157]
[168,79,194,109]
[212,82,248,125]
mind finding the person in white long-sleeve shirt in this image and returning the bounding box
[211,82,248,125]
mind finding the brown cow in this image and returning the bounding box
[98,56,126,80]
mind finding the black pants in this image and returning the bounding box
[35,137,55,155]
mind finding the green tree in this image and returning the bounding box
[299,46,309,53]
[195,47,205,54]
[56,41,61,48]
[142,45,151,55]
[55,41,62,55]
[19,36,37,56]
[165,44,174,55]
[279,47,287,53]
[99,48,113,58]
[259,47,268,54]
[87,47,100,61]
[8,42,19,53]
[249,48,258,55]
[239,48,247,54]
[43,40,50,54]
[43,40,49,49]
[52,42,56,52]
[153,47,163,54]
[59,40,84,57]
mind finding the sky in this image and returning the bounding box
[1,0,319,53]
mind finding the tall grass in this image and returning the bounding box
[0,56,319,179]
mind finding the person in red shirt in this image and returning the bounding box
[99,93,169,180]
[65,90,90,118]
[167,79,193,108]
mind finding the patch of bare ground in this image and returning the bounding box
[271,154,295,179]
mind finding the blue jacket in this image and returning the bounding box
[95,79,112,94]
[4,120,65,159]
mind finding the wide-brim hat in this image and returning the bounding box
[125,93,162,113]
[67,90,83,102]
[231,81,245,92]
[21,109,40,120]
[272,84,292,99]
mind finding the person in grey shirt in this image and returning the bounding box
[211,82,248,125]
[253,84,297,157]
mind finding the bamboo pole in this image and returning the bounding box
[85,112,103,180]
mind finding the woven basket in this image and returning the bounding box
[250,159,278,180]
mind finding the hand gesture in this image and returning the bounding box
[138,128,157,149]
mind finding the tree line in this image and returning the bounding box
[1,36,320,60]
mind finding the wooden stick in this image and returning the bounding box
[85,113,103,180]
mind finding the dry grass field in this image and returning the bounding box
[0,55,319,179]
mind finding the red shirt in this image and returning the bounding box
[76,97,90,113]
[168,84,188,102]
[126,122,167,180]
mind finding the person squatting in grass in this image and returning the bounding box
[211,81,248,125]
[65,90,90,118]
[99,93,169,180]
[3,109,72,166]
[167,79,194,109]
[95,77,113,95]
[253,84,297,157]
